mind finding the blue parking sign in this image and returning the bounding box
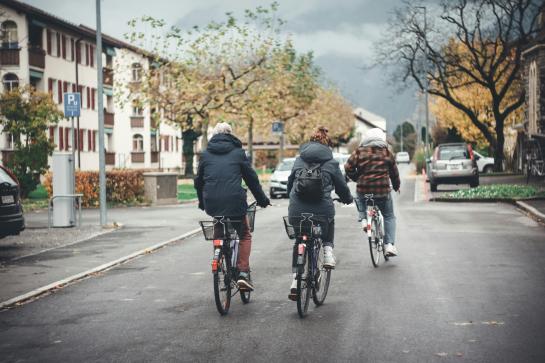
[272,121,284,134]
[63,93,81,118]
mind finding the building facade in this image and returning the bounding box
[0,0,184,171]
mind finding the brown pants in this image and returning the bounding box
[214,217,252,272]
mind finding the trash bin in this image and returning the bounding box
[143,172,178,205]
[52,152,75,227]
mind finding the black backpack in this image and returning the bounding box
[294,161,324,201]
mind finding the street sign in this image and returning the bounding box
[63,93,81,118]
[272,121,284,134]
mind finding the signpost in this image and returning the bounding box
[63,92,81,201]
[272,121,285,161]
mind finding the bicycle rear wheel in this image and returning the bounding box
[312,242,331,306]
[213,251,231,315]
[297,252,311,318]
[369,219,381,268]
[240,290,251,304]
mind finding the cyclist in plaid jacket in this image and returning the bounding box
[344,128,401,256]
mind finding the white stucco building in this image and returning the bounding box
[0,0,183,171]
[353,107,387,140]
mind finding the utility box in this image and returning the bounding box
[143,172,178,205]
[52,152,75,227]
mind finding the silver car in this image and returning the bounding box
[429,143,479,192]
[269,158,295,198]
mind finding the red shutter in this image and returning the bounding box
[90,45,95,67]
[61,35,66,59]
[87,130,92,152]
[48,78,53,94]
[63,81,68,94]
[85,44,89,65]
[57,81,62,104]
[91,89,96,110]
[65,128,70,151]
[47,30,52,55]
[56,33,61,57]
[72,83,76,93]
[59,127,64,150]
[79,129,84,151]
[49,127,55,142]
[71,38,75,61]
[92,131,96,152]
[76,42,81,63]
[86,87,90,109]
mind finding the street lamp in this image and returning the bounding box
[415,5,430,158]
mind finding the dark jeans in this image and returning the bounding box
[357,192,396,245]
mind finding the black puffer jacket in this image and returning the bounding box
[194,134,269,217]
[287,142,353,218]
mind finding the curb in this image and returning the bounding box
[516,201,545,224]
[0,227,202,311]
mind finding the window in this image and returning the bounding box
[3,73,19,92]
[132,134,144,152]
[150,134,158,152]
[529,60,538,135]
[132,99,143,116]
[5,133,14,149]
[131,63,142,82]
[1,21,18,49]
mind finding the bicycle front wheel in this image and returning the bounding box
[213,251,231,315]
[369,219,381,268]
[312,242,331,306]
[297,252,311,318]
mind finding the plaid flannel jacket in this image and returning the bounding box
[345,146,400,197]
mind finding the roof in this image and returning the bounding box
[353,107,387,131]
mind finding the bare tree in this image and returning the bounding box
[377,0,541,170]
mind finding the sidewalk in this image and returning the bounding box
[0,202,204,306]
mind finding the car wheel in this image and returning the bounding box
[483,165,494,174]
[430,182,438,192]
[269,189,277,199]
[470,178,479,188]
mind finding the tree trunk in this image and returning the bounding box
[182,130,199,177]
[494,123,505,172]
[248,118,254,167]
[200,121,209,152]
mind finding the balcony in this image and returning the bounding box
[0,48,20,66]
[131,151,145,163]
[28,47,45,68]
[130,116,144,128]
[105,152,115,166]
[151,151,159,163]
[103,67,113,86]
[104,112,115,127]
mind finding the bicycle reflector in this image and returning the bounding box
[298,243,306,255]
[213,239,223,247]
[211,259,218,272]
[302,235,308,241]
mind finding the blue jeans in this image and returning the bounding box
[357,192,396,245]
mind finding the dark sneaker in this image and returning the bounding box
[237,271,254,291]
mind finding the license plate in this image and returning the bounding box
[448,164,461,170]
[2,195,15,204]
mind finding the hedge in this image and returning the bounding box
[44,170,145,207]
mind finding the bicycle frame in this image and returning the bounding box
[294,214,323,290]
[210,217,243,296]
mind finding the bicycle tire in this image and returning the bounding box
[240,290,251,304]
[312,242,331,306]
[297,252,311,318]
[213,251,231,315]
[369,219,381,268]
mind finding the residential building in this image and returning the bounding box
[0,0,183,171]
[353,107,387,141]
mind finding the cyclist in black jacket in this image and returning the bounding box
[194,122,270,290]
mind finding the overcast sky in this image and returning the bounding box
[25,0,420,133]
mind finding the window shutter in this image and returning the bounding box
[93,131,96,152]
[86,87,90,109]
[57,80,62,104]
[85,44,89,65]
[48,78,53,94]
[72,83,76,93]
[49,127,55,142]
[79,129,84,151]
[63,81,68,94]
[47,30,52,55]
[70,38,75,61]
[59,127,64,150]
[91,89,96,110]
[76,42,81,63]
[65,128,70,151]
[61,35,66,59]
[90,45,95,67]
[87,130,92,152]
[56,33,61,57]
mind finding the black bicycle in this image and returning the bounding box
[355,194,389,267]
[199,202,257,315]
[283,213,331,318]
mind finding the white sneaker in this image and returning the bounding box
[323,246,336,269]
[384,243,398,257]
[288,273,297,301]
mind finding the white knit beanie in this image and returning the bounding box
[212,122,232,136]
[365,128,386,141]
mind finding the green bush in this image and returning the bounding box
[445,184,542,200]
[413,148,426,175]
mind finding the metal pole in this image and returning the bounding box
[96,0,107,226]
[70,116,75,192]
[400,122,404,152]
[279,121,285,162]
[75,38,82,169]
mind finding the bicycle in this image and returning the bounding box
[199,202,257,316]
[355,194,389,268]
[283,213,332,318]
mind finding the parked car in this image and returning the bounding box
[395,151,410,164]
[428,143,479,192]
[269,158,296,198]
[0,165,25,238]
[473,151,495,173]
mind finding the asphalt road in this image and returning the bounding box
[1,165,544,362]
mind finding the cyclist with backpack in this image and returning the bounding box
[286,126,353,299]
[344,128,400,257]
[194,122,270,291]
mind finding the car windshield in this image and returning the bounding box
[438,146,469,160]
[397,152,409,157]
[0,168,17,185]
[277,159,294,171]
